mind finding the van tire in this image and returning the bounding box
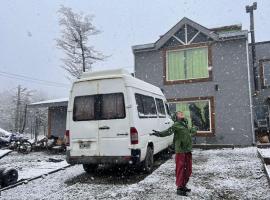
[142,146,154,174]
[83,164,98,173]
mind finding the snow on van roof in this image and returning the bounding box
[80,68,130,79]
[76,68,164,96]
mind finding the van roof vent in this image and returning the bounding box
[80,68,131,79]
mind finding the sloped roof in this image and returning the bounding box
[29,98,68,108]
[132,17,247,53]
[155,17,218,49]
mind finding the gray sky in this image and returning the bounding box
[0,0,269,99]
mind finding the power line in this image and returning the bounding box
[0,70,70,88]
[0,70,69,86]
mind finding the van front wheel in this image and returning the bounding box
[142,147,154,174]
[83,164,98,173]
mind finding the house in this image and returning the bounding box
[29,18,270,146]
[132,17,255,145]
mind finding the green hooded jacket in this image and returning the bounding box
[157,118,197,153]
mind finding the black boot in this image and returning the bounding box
[183,186,191,192]
[177,188,187,196]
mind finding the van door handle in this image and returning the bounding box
[117,133,128,136]
[165,122,170,124]
[99,126,110,130]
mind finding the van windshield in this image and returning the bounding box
[73,93,125,121]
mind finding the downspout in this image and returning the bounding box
[246,40,256,145]
[246,2,258,92]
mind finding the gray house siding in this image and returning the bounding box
[251,42,270,106]
[135,37,253,145]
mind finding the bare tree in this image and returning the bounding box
[56,5,105,79]
[13,85,34,133]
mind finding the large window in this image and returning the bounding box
[170,99,212,133]
[135,93,157,118]
[73,93,125,121]
[261,60,270,88]
[166,46,209,81]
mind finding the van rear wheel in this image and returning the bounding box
[83,164,98,173]
[142,146,154,174]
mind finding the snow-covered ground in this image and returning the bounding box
[1,147,270,200]
[0,150,12,159]
[0,151,68,180]
[258,148,270,158]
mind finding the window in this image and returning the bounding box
[171,99,211,132]
[155,98,166,117]
[166,46,209,81]
[73,93,125,121]
[261,60,270,88]
[73,95,95,121]
[165,103,171,116]
[100,93,125,119]
[135,93,157,118]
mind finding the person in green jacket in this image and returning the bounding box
[152,111,196,196]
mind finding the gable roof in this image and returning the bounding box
[155,17,218,49]
[132,17,247,53]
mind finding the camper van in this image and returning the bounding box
[66,69,173,173]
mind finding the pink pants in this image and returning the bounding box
[175,152,192,188]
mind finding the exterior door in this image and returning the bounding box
[97,79,130,156]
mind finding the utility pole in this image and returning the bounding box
[15,85,21,132]
[246,2,258,92]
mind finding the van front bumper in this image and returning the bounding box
[66,149,141,165]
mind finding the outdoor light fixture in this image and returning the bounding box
[246,2,257,13]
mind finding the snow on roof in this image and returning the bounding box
[29,97,68,107]
[218,30,248,40]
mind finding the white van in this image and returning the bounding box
[66,69,173,173]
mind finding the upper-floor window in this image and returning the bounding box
[261,59,270,88]
[166,46,209,82]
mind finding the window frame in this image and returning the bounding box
[155,98,166,118]
[167,96,215,137]
[73,92,126,121]
[260,59,270,89]
[163,42,213,85]
[135,93,158,119]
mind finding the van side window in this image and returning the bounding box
[155,98,166,118]
[135,93,157,118]
[165,103,171,116]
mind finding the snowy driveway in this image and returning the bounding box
[1,147,270,200]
